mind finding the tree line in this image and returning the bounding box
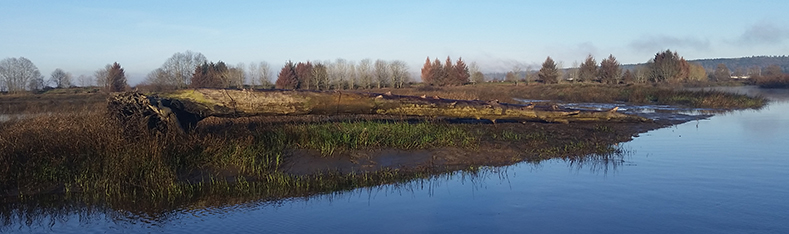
[274,59,411,90]
[141,51,272,91]
[4,49,787,94]
[520,50,710,85]
[143,51,413,91]
[0,57,128,93]
[420,57,471,86]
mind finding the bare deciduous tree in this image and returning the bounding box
[311,62,329,90]
[713,63,731,82]
[77,74,93,87]
[347,62,357,89]
[507,64,522,85]
[226,63,245,88]
[94,64,112,91]
[688,63,707,82]
[0,57,43,92]
[333,59,348,90]
[568,61,579,82]
[358,59,373,89]
[156,51,207,89]
[257,61,272,88]
[143,68,169,91]
[374,59,389,88]
[49,68,72,88]
[469,61,484,84]
[247,62,259,87]
[389,60,409,88]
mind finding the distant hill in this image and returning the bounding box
[623,55,789,73]
[688,56,789,72]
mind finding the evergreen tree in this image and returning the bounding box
[275,61,299,89]
[599,54,621,84]
[295,62,314,90]
[190,61,228,88]
[538,57,559,84]
[421,57,434,85]
[578,55,597,82]
[452,57,470,85]
[648,50,688,83]
[107,62,128,92]
[431,58,445,86]
[622,69,635,84]
[444,56,454,86]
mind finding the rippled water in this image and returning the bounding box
[5,87,789,233]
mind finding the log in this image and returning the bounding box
[108,89,649,132]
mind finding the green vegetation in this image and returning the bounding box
[290,121,475,155]
[0,110,474,198]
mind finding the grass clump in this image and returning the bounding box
[289,121,475,155]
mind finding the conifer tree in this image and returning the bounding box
[107,62,128,92]
[599,54,621,84]
[421,57,434,85]
[452,57,470,85]
[578,55,597,83]
[295,62,314,90]
[444,56,454,86]
[275,61,299,89]
[431,58,445,86]
[622,69,635,84]
[538,57,559,84]
[190,61,227,88]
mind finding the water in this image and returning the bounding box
[5,87,789,233]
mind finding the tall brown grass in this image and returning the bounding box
[754,74,789,88]
[368,83,766,109]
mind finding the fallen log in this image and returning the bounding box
[108,89,649,132]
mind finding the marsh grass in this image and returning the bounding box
[289,121,475,155]
[370,83,767,109]
[0,107,479,201]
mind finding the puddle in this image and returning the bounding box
[514,99,714,122]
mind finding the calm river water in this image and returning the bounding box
[5,87,789,233]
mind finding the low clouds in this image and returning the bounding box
[734,21,789,45]
[629,35,711,53]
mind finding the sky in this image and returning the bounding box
[2,0,788,84]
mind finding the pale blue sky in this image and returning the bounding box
[2,0,788,84]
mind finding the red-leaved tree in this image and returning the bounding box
[275,61,299,89]
[421,57,434,85]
